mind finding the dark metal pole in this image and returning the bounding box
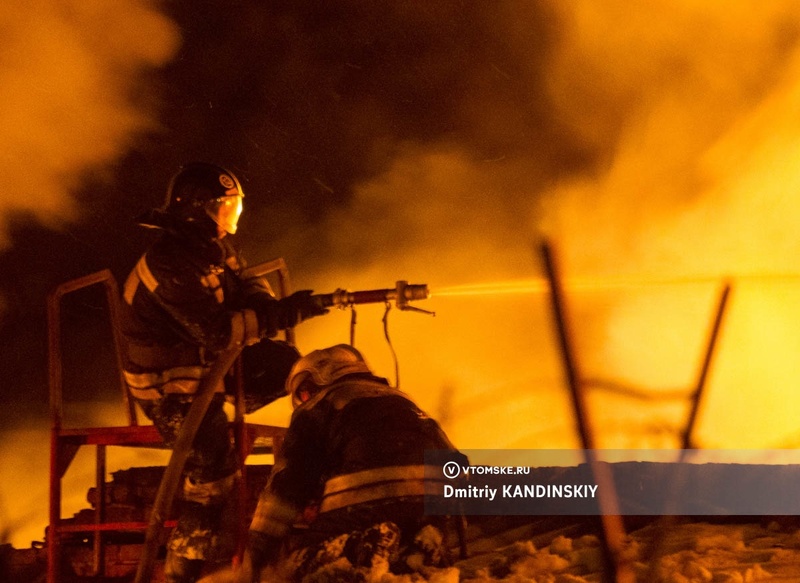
[682,282,732,450]
[644,281,732,580]
[540,241,635,583]
[233,355,249,568]
[93,445,107,577]
[47,284,64,583]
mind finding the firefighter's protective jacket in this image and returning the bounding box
[250,373,463,541]
[120,218,276,400]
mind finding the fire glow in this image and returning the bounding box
[7,0,800,554]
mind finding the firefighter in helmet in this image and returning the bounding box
[245,344,467,582]
[119,162,328,583]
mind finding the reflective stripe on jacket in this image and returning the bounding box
[123,366,225,400]
[120,228,270,397]
[319,464,448,514]
[250,376,464,537]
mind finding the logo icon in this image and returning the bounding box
[219,174,235,189]
[443,461,461,479]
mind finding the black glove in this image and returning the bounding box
[249,290,328,338]
[281,290,329,325]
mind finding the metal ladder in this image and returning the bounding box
[47,260,293,582]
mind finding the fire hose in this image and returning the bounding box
[134,346,242,583]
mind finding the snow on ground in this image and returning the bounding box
[201,517,800,582]
[453,518,800,583]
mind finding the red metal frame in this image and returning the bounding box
[48,261,291,582]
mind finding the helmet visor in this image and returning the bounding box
[206,195,243,235]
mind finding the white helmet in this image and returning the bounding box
[286,344,371,408]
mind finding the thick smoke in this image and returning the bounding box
[7,0,800,550]
[261,1,800,452]
[0,0,177,247]
[535,1,800,449]
[0,0,177,548]
[539,0,800,275]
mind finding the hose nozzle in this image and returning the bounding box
[313,280,433,315]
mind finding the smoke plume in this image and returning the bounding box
[262,1,800,452]
[7,0,800,550]
[0,0,177,548]
[0,0,178,247]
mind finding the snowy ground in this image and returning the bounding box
[200,516,800,583]
[450,518,790,583]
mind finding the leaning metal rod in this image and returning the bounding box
[134,346,243,583]
[643,281,733,580]
[682,282,732,451]
[540,241,635,583]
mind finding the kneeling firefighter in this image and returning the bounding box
[245,344,468,582]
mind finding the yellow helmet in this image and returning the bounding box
[285,344,371,408]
